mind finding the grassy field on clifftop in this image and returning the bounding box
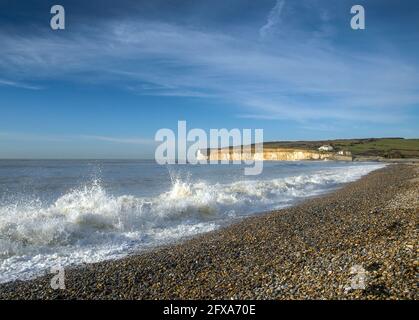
[263,138,419,159]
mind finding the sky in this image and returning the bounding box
[0,0,418,159]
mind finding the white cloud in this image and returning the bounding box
[0,132,155,145]
[79,135,155,145]
[0,132,70,142]
[259,0,286,39]
[0,78,42,90]
[0,10,418,124]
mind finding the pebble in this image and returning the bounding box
[0,164,417,300]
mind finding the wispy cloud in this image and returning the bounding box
[125,83,214,98]
[0,3,418,125]
[0,132,155,145]
[0,132,70,142]
[0,78,42,90]
[79,135,155,145]
[259,0,286,39]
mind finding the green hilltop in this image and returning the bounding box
[263,138,419,159]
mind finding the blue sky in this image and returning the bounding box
[0,0,418,158]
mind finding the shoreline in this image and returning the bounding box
[0,164,417,299]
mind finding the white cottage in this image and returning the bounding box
[318,145,334,152]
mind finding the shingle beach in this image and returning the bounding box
[1,164,417,300]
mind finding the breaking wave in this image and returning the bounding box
[0,163,385,283]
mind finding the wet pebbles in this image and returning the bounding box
[0,164,417,300]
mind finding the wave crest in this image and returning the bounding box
[0,163,385,282]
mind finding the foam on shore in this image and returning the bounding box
[0,163,385,283]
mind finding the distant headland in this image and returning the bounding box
[197,138,419,162]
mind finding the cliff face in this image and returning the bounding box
[197,148,353,161]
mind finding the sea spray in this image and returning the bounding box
[0,161,385,283]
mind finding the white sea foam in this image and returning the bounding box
[0,163,385,283]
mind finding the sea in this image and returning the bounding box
[0,159,385,283]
